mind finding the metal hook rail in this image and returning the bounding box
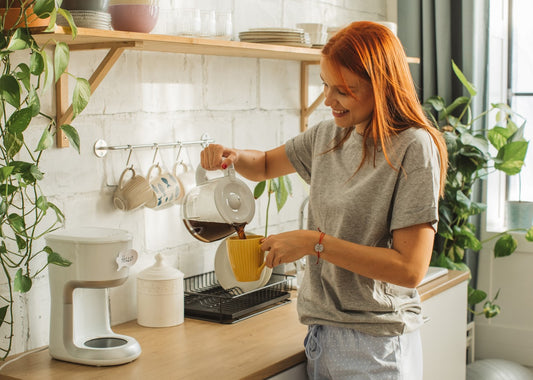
[93,133,214,158]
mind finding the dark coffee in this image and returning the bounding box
[183,220,247,242]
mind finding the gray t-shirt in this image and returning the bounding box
[285,119,441,336]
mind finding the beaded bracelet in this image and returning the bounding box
[315,228,325,264]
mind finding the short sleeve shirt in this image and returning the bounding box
[285,119,441,336]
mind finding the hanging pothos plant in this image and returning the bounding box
[0,0,90,358]
[424,61,533,319]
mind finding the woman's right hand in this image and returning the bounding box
[200,144,238,171]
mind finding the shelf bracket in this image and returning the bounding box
[300,61,324,132]
[55,41,140,147]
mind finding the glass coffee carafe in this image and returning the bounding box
[182,165,255,243]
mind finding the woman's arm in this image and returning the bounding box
[261,222,434,288]
[200,144,295,181]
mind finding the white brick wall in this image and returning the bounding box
[6,0,393,355]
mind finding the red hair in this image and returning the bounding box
[322,21,448,197]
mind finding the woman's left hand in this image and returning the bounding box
[260,230,319,268]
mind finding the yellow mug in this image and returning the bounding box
[226,235,266,282]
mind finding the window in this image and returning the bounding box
[507,0,533,202]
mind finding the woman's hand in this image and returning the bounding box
[200,144,238,171]
[260,230,319,268]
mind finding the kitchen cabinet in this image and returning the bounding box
[1,271,468,379]
[419,271,469,380]
[33,27,420,147]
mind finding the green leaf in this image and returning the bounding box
[14,269,32,293]
[452,60,477,97]
[0,75,21,108]
[8,213,25,234]
[494,234,517,257]
[54,42,70,82]
[0,184,18,197]
[468,287,487,305]
[0,166,14,182]
[0,305,8,326]
[254,181,266,199]
[72,78,91,118]
[6,28,31,51]
[15,63,31,91]
[41,49,54,92]
[29,165,44,181]
[495,141,529,175]
[30,51,45,76]
[33,0,56,18]
[526,227,533,242]
[36,195,49,211]
[28,88,41,117]
[46,249,72,267]
[15,234,26,250]
[483,300,501,318]
[4,132,24,158]
[47,202,65,223]
[488,127,510,150]
[6,107,32,134]
[275,176,289,212]
[36,128,53,151]
[57,9,78,39]
[425,96,445,112]
[60,124,80,153]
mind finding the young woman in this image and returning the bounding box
[200,21,448,379]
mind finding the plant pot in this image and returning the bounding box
[1,5,50,31]
[505,201,533,229]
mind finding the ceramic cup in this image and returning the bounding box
[113,167,154,211]
[145,164,181,209]
[173,162,195,204]
[226,234,266,282]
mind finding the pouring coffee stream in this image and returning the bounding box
[182,164,255,242]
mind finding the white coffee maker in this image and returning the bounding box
[46,227,141,366]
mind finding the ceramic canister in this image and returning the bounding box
[137,253,184,327]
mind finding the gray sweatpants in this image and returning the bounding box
[305,325,423,380]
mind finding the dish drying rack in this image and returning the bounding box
[184,272,293,324]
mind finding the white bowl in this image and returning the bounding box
[296,22,326,34]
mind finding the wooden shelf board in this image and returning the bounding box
[33,27,323,62]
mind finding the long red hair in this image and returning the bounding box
[322,21,448,197]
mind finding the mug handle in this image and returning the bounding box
[147,163,161,182]
[256,261,266,278]
[118,167,135,190]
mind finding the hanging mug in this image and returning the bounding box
[145,164,181,209]
[173,162,196,205]
[113,167,153,211]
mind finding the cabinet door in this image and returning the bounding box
[267,362,307,380]
[420,281,468,380]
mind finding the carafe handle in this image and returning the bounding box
[195,163,234,185]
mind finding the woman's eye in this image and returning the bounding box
[322,82,328,88]
[337,89,347,96]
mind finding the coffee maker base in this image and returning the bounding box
[50,334,141,367]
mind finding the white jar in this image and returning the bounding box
[137,253,184,327]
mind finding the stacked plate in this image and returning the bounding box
[238,27,311,47]
[57,10,112,30]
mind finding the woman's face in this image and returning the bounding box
[320,57,374,133]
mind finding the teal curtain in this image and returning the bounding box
[398,0,489,108]
[397,0,490,308]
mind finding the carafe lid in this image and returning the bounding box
[138,253,184,281]
[214,169,255,224]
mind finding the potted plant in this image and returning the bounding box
[0,0,90,358]
[254,175,292,237]
[424,61,533,318]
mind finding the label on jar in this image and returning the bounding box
[138,279,181,295]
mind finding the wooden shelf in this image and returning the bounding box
[33,27,420,147]
[33,26,324,61]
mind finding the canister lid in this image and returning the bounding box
[138,253,184,281]
[45,227,132,244]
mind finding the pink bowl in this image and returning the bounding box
[109,4,159,33]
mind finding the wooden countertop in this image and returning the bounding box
[0,270,468,380]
